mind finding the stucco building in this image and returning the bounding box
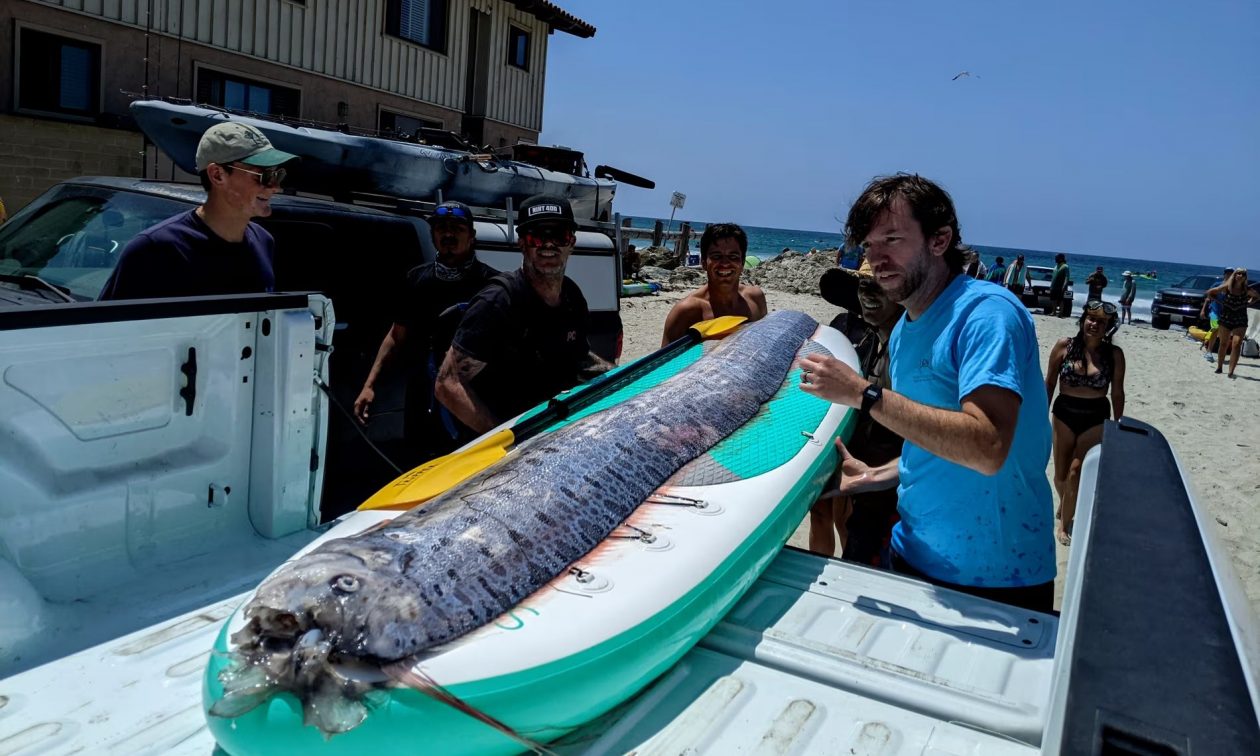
[0,0,594,211]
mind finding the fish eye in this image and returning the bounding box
[331,575,360,594]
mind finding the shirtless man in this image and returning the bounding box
[660,223,767,345]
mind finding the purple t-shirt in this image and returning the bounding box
[98,209,275,300]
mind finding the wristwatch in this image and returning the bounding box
[860,383,883,415]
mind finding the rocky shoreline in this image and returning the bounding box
[630,245,840,296]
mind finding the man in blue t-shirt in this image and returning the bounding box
[800,173,1054,612]
[99,122,297,300]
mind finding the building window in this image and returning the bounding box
[196,69,301,118]
[507,26,530,70]
[17,28,102,118]
[386,0,448,53]
[380,109,442,138]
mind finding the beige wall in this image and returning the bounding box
[23,0,554,132]
[0,114,144,212]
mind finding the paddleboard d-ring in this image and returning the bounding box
[647,492,723,517]
[800,430,824,446]
[565,566,613,594]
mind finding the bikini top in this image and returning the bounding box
[1060,339,1111,390]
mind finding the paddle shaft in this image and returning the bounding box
[510,329,706,442]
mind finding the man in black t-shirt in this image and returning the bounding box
[436,195,614,433]
[353,201,497,459]
[99,122,297,300]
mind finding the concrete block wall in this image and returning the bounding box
[0,114,144,214]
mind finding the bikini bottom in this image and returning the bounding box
[1052,394,1111,436]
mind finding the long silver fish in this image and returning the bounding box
[211,310,818,734]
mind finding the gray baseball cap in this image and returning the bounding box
[194,122,297,172]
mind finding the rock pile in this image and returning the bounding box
[747,248,839,295]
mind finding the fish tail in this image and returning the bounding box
[385,663,556,755]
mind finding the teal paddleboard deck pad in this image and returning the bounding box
[204,316,860,755]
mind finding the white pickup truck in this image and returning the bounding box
[1,284,1256,754]
[0,249,1254,750]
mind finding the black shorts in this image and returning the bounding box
[889,550,1054,613]
[1052,394,1110,436]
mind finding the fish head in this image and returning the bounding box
[235,541,429,662]
[212,539,431,734]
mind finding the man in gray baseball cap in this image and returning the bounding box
[100,122,298,300]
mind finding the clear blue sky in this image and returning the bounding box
[538,0,1260,268]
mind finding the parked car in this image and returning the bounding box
[1150,274,1221,330]
[1150,273,1260,330]
[0,177,624,515]
[1022,265,1075,316]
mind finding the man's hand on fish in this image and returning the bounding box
[798,353,865,407]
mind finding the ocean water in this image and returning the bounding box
[627,218,1227,321]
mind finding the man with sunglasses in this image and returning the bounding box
[660,223,767,346]
[436,195,613,433]
[353,201,497,461]
[100,122,297,300]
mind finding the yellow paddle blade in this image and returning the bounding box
[690,315,746,338]
[357,429,515,511]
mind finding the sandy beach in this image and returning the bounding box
[619,283,1260,614]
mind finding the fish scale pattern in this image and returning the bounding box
[235,311,819,671]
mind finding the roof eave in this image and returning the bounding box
[511,0,596,38]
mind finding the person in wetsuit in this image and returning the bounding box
[1044,300,1127,545]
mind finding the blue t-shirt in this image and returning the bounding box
[888,275,1054,587]
[98,210,275,300]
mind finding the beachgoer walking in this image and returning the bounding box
[660,223,767,346]
[1205,268,1259,379]
[986,256,1007,284]
[809,259,904,565]
[99,122,297,300]
[1085,266,1108,301]
[353,201,498,462]
[1200,268,1233,359]
[963,248,986,279]
[799,174,1055,612]
[435,195,614,433]
[1049,253,1071,317]
[1119,270,1137,324]
[1004,253,1029,300]
[1045,300,1126,545]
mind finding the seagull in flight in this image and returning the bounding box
[952,71,980,81]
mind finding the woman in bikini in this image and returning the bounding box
[1205,268,1259,379]
[1045,300,1127,545]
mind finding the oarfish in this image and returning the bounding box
[211,310,818,734]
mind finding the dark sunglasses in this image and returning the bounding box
[230,164,286,187]
[434,205,472,220]
[521,227,575,247]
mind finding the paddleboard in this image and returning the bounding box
[204,317,859,754]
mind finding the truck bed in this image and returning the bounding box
[0,548,1054,755]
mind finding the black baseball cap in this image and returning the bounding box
[517,195,576,231]
[429,201,474,228]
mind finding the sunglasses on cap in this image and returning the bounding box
[434,205,472,220]
[229,164,286,188]
[521,226,576,247]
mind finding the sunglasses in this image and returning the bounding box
[230,164,286,187]
[1084,300,1118,316]
[434,205,472,220]
[521,227,575,247]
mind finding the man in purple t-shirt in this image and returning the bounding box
[99,122,297,300]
